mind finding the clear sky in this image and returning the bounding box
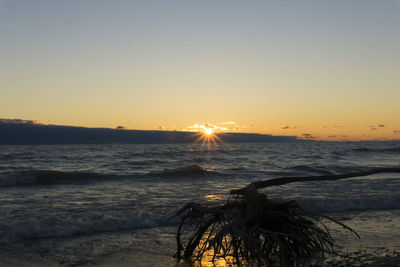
[1,0,399,140]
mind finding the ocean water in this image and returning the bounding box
[0,141,400,265]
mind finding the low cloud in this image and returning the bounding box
[186,123,224,132]
[301,133,316,139]
[185,123,232,132]
[221,121,236,125]
[116,125,125,130]
[0,118,44,125]
[394,130,400,135]
[282,126,297,130]
[327,135,346,139]
[157,126,165,130]
[368,124,385,130]
[239,124,254,129]
[203,123,215,129]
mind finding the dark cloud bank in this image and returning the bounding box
[0,119,298,145]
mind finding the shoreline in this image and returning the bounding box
[0,225,399,267]
[0,246,399,267]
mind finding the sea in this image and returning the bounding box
[0,141,400,266]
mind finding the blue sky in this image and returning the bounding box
[1,0,400,140]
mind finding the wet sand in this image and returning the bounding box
[0,225,399,267]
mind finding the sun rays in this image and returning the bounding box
[195,126,224,150]
[182,122,226,149]
[204,128,214,135]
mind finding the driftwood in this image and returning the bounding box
[175,167,400,265]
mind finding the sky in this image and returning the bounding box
[1,0,399,141]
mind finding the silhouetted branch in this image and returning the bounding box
[231,167,400,195]
[176,167,400,265]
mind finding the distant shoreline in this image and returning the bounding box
[0,121,298,145]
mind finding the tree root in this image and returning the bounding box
[175,168,400,265]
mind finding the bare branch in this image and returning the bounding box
[231,167,400,195]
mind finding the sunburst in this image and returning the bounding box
[195,128,224,149]
[204,128,214,135]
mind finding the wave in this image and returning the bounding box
[292,193,400,213]
[156,165,217,177]
[0,165,218,187]
[0,170,114,187]
[2,192,399,245]
[0,211,178,245]
[289,165,334,175]
[286,164,368,176]
[3,194,397,245]
[350,146,400,153]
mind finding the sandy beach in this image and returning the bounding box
[0,224,399,267]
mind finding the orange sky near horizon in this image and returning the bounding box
[1,1,399,141]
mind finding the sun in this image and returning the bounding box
[204,128,214,135]
[192,125,223,149]
[188,123,224,149]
